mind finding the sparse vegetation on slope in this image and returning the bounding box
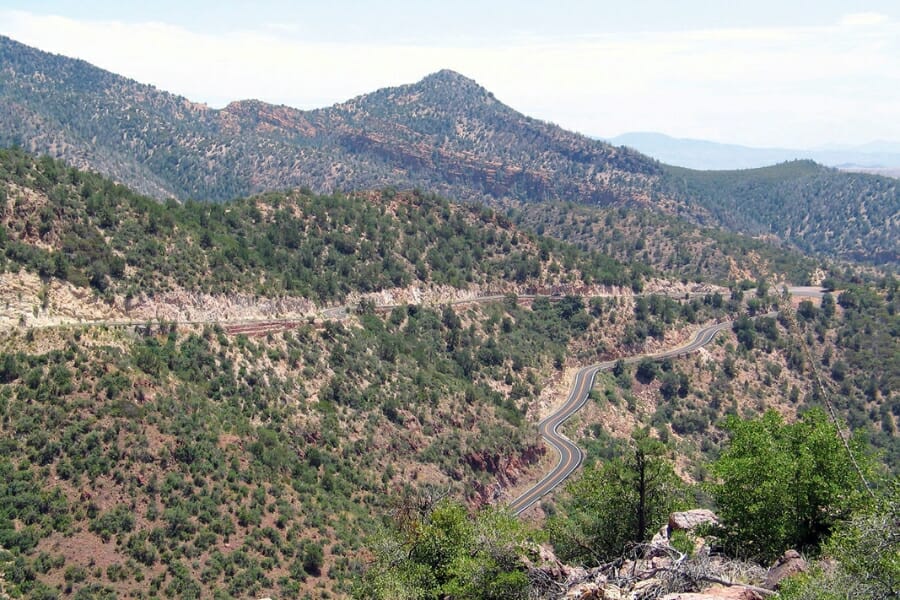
[0,149,640,304]
[508,200,821,284]
[0,288,627,596]
[0,153,723,597]
[356,407,890,599]
[3,35,895,267]
[0,36,660,205]
[566,283,899,485]
[0,279,740,597]
[660,161,900,266]
[0,36,896,594]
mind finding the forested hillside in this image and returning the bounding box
[1,294,632,598]
[0,31,897,598]
[508,200,820,284]
[0,149,641,305]
[352,279,899,599]
[0,36,658,206]
[661,162,899,265]
[0,150,742,597]
[0,153,894,597]
[2,35,896,267]
[572,281,900,477]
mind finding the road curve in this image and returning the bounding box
[507,320,734,516]
[13,283,820,510]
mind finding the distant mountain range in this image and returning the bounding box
[608,132,900,173]
[0,35,897,266]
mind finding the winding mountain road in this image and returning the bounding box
[507,320,733,515]
[508,286,826,516]
[12,279,823,513]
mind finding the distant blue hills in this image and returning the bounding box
[607,132,900,174]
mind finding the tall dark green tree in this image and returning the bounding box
[549,429,687,564]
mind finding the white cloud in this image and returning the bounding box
[839,12,890,27]
[1,9,898,147]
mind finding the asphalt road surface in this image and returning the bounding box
[15,281,823,515]
[507,286,828,516]
[507,319,736,516]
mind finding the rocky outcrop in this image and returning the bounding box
[0,36,664,206]
[467,444,546,506]
[668,509,720,534]
[762,550,807,590]
[565,582,629,599]
[648,509,720,557]
[535,510,772,600]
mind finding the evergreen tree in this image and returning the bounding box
[549,429,687,564]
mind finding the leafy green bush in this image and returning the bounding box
[778,482,899,600]
[355,499,533,600]
[711,409,876,562]
[89,505,135,542]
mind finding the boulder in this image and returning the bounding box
[599,585,625,600]
[566,582,607,600]
[650,523,670,547]
[538,544,556,563]
[565,565,590,582]
[668,509,719,533]
[763,549,808,590]
[524,543,590,582]
[564,583,595,599]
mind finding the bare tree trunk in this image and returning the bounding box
[636,447,647,542]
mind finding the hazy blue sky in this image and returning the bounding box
[2,1,898,148]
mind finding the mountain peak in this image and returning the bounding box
[420,69,480,87]
[417,69,488,95]
[333,67,498,118]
